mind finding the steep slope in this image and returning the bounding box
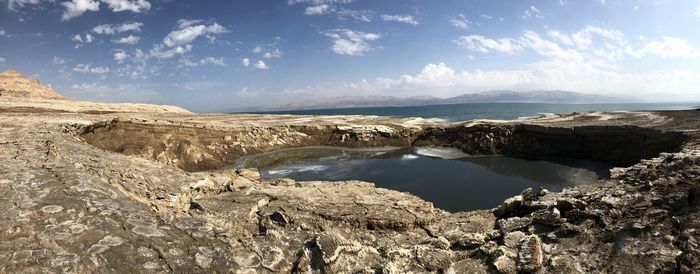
[0,69,65,99]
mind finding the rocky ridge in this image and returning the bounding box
[0,94,699,273]
[0,69,64,100]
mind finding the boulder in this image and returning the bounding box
[517,235,544,272]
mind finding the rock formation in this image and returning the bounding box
[0,69,65,100]
[0,69,190,114]
[0,72,699,272]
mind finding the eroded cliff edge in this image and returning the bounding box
[1,101,699,273]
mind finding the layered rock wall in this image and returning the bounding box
[415,124,689,166]
[79,118,422,171]
[80,118,689,172]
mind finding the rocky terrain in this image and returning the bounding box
[1,70,699,273]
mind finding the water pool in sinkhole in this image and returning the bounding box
[232,146,613,212]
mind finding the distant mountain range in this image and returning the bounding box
[251,90,629,112]
[446,90,625,104]
[253,95,442,112]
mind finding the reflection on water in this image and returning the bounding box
[232,146,612,212]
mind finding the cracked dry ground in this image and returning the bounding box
[1,109,700,273]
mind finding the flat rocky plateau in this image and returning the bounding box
[1,97,699,273]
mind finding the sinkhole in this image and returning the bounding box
[232,146,613,212]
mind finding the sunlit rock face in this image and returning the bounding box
[0,69,65,100]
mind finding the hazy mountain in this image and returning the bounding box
[445,90,626,104]
[251,90,629,112]
[252,95,442,111]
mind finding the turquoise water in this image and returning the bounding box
[254,102,698,121]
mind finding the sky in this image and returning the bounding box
[1,0,700,112]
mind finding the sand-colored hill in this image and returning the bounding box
[0,69,65,100]
[0,69,191,114]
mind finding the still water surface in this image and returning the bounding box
[233,146,612,212]
[253,102,697,121]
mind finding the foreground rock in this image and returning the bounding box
[0,95,699,272]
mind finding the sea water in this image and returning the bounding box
[253,102,697,121]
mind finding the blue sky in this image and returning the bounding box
[1,0,699,112]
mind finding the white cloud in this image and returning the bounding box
[113,50,129,63]
[547,30,574,46]
[254,60,268,69]
[7,0,47,11]
[381,14,418,25]
[641,37,700,58]
[162,23,226,47]
[149,44,192,59]
[199,57,225,66]
[69,82,103,91]
[0,57,5,64]
[17,0,149,20]
[287,0,354,4]
[72,33,95,47]
[0,29,6,37]
[237,87,259,97]
[111,50,147,78]
[241,58,250,67]
[52,56,66,65]
[293,0,372,22]
[455,35,522,54]
[522,31,583,61]
[177,58,198,67]
[522,5,543,19]
[93,22,143,35]
[132,49,146,61]
[65,82,161,103]
[61,0,100,21]
[93,25,115,35]
[282,26,700,101]
[101,0,150,13]
[176,57,225,68]
[177,19,203,28]
[112,35,140,45]
[250,37,282,60]
[458,26,699,61]
[323,29,381,55]
[283,62,700,101]
[305,4,330,15]
[695,5,700,17]
[150,22,226,59]
[450,14,470,30]
[73,64,111,74]
[334,8,372,22]
[263,49,282,58]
